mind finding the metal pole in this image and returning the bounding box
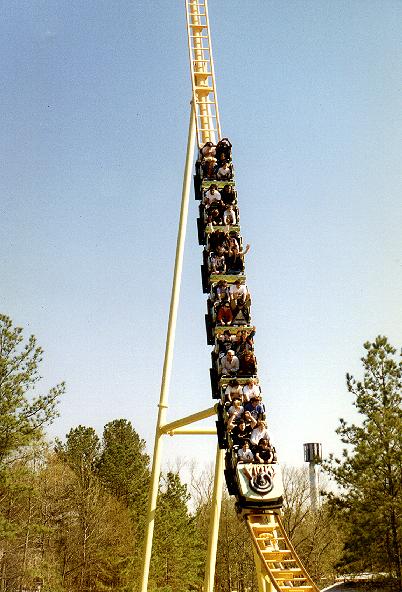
[253,546,268,592]
[166,428,216,436]
[160,405,216,434]
[139,102,196,592]
[204,444,225,592]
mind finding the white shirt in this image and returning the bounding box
[243,384,261,400]
[221,354,239,374]
[238,448,254,462]
[230,284,248,299]
[201,145,216,158]
[228,404,244,419]
[223,208,237,225]
[225,384,243,400]
[250,427,270,447]
[203,189,221,206]
[215,286,230,300]
[217,165,232,180]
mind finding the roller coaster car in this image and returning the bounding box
[209,273,246,285]
[205,224,240,236]
[197,218,206,245]
[205,313,214,345]
[216,405,228,449]
[232,461,284,510]
[210,367,220,399]
[194,171,202,200]
[201,264,209,293]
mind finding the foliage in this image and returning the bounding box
[151,471,203,592]
[97,419,150,586]
[0,313,64,465]
[325,336,402,590]
[282,465,344,585]
[35,452,135,592]
[0,314,64,591]
[214,495,257,592]
[8,315,400,591]
[97,418,150,509]
[55,424,100,490]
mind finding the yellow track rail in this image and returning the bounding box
[185,0,221,147]
[246,513,320,592]
[185,3,320,590]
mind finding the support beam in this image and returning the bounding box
[160,405,216,434]
[204,445,224,592]
[253,546,268,592]
[139,102,196,592]
[166,428,216,436]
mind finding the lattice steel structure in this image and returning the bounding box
[140,3,320,592]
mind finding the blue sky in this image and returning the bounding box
[2,1,401,472]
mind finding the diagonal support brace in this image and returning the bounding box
[160,405,217,434]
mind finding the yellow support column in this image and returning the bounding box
[253,544,275,592]
[139,102,196,592]
[204,444,225,592]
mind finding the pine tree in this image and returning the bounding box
[97,419,150,588]
[0,314,64,590]
[38,452,136,592]
[56,425,100,479]
[54,426,137,591]
[326,336,402,590]
[0,313,64,465]
[97,419,149,509]
[151,472,203,592]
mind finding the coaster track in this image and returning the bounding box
[185,1,320,590]
[247,514,319,592]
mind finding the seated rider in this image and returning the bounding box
[243,378,261,402]
[215,330,235,359]
[200,142,217,179]
[216,160,233,181]
[223,204,237,226]
[230,417,256,446]
[229,279,249,302]
[243,410,257,428]
[226,398,244,430]
[221,184,236,206]
[216,301,233,326]
[227,235,240,250]
[215,138,232,163]
[206,205,223,227]
[208,230,228,253]
[244,396,265,421]
[233,327,255,357]
[201,141,216,158]
[210,246,226,274]
[238,350,257,376]
[212,279,230,307]
[255,438,274,464]
[237,441,254,463]
[224,379,243,404]
[203,184,222,207]
[225,243,250,274]
[220,349,239,376]
[250,419,270,450]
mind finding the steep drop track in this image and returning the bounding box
[185,1,319,590]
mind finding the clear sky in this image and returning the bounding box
[2,1,401,473]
